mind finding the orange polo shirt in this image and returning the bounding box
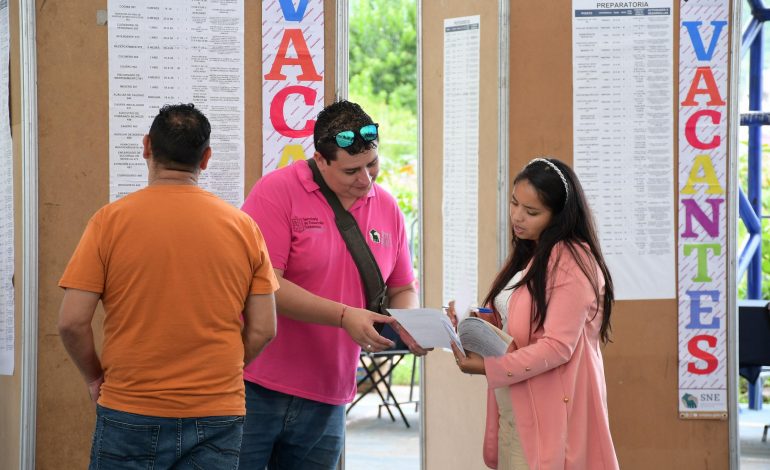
[59,185,278,417]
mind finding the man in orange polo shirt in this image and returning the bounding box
[57,104,278,469]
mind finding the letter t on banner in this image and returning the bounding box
[262,0,324,175]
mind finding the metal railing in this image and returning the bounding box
[739,0,769,410]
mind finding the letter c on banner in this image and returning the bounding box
[687,335,719,375]
[685,110,722,150]
[270,85,317,138]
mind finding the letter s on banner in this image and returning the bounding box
[687,335,718,375]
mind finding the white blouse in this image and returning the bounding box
[493,270,523,330]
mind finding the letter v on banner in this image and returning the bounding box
[681,21,728,61]
[262,0,324,175]
[677,0,730,419]
[278,0,310,21]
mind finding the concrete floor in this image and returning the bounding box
[344,391,770,469]
[344,385,421,470]
[739,404,770,469]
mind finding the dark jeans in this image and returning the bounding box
[239,381,345,470]
[89,404,244,470]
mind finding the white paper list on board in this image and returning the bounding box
[0,0,14,376]
[442,16,480,310]
[572,1,675,300]
[108,0,245,206]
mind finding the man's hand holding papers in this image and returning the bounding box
[387,308,463,353]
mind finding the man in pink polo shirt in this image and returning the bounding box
[239,100,425,469]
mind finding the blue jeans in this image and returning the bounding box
[89,405,244,470]
[239,381,345,470]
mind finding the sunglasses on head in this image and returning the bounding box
[326,123,379,148]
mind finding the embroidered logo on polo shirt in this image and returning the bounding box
[368,229,391,246]
[291,217,324,233]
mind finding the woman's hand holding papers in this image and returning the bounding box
[446,299,513,367]
[446,301,486,373]
[451,342,485,375]
[445,300,459,329]
[445,300,501,329]
[471,308,500,327]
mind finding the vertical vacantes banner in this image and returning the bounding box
[678,0,730,419]
[262,0,325,175]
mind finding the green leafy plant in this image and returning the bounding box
[349,0,419,270]
[736,140,770,300]
[349,1,421,386]
[738,376,770,404]
[391,354,420,386]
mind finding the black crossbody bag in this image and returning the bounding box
[307,159,391,333]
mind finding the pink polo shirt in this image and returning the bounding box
[241,160,414,405]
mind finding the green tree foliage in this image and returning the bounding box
[348,0,420,375]
[736,142,770,300]
[349,0,417,110]
[349,0,419,245]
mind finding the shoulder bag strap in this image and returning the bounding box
[307,159,389,314]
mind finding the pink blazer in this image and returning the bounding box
[482,243,619,469]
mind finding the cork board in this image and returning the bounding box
[33,1,336,468]
[422,1,730,469]
[421,1,501,468]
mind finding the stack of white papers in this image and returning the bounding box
[387,308,514,358]
[386,308,462,351]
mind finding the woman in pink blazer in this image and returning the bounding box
[451,158,619,469]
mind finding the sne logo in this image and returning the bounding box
[681,393,698,409]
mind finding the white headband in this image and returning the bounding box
[527,158,569,202]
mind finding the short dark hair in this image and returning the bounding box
[148,104,211,169]
[313,100,377,163]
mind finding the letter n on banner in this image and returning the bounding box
[677,0,730,419]
[262,0,324,175]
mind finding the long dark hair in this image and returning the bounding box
[482,157,614,344]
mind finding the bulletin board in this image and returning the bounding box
[23,0,336,468]
[421,1,733,469]
[4,0,740,468]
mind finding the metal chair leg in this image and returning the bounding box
[348,355,397,422]
[348,351,416,428]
